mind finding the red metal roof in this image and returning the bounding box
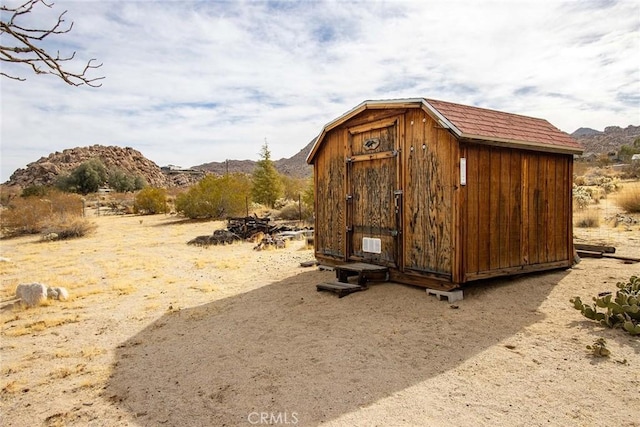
[425,98,583,152]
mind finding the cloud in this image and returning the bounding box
[1,0,639,182]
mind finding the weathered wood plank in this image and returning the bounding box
[348,117,398,136]
[465,144,479,274]
[574,243,616,253]
[478,146,491,271]
[489,147,501,270]
[509,150,522,268]
[577,250,603,258]
[499,148,511,269]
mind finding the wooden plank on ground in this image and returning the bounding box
[574,244,616,254]
[602,253,640,263]
[316,282,367,298]
[576,250,603,258]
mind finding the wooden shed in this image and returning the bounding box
[306,98,583,291]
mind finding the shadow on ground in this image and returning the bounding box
[106,269,567,426]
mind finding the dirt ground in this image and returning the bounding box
[1,207,639,426]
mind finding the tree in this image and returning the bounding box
[56,159,108,194]
[251,142,283,208]
[1,0,103,86]
[108,168,146,193]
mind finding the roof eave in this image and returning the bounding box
[459,133,584,155]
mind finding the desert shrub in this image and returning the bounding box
[133,187,168,215]
[42,217,97,240]
[570,276,640,336]
[594,176,621,195]
[574,209,600,228]
[572,185,593,209]
[276,200,313,221]
[281,175,309,201]
[1,191,85,237]
[616,185,640,213]
[1,197,51,236]
[302,174,314,211]
[176,174,251,219]
[622,162,640,179]
[21,185,51,197]
[573,175,587,186]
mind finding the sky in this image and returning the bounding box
[1,0,639,183]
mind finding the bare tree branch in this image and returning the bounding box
[0,0,104,87]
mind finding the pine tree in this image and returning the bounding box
[251,142,284,208]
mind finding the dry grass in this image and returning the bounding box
[2,315,81,337]
[112,283,136,296]
[574,208,601,228]
[80,346,106,360]
[1,379,25,396]
[616,183,640,213]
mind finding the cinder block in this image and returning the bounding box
[426,288,464,303]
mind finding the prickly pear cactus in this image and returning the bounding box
[570,275,640,336]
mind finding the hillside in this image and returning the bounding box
[5,145,169,189]
[571,125,640,154]
[193,139,314,178]
[3,140,314,189]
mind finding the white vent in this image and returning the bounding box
[362,237,382,254]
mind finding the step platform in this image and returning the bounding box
[316,282,368,298]
[334,262,389,286]
[316,263,389,297]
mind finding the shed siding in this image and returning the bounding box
[463,144,571,279]
[403,110,456,277]
[314,130,346,260]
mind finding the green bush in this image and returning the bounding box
[21,185,51,197]
[133,187,168,215]
[570,276,640,336]
[176,174,251,219]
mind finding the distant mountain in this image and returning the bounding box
[571,127,602,138]
[193,139,314,178]
[571,125,640,154]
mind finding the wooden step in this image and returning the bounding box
[316,282,368,298]
[334,263,389,285]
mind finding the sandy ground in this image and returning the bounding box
[1,210,639,426]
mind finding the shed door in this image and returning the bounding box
[346,118,401,267]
